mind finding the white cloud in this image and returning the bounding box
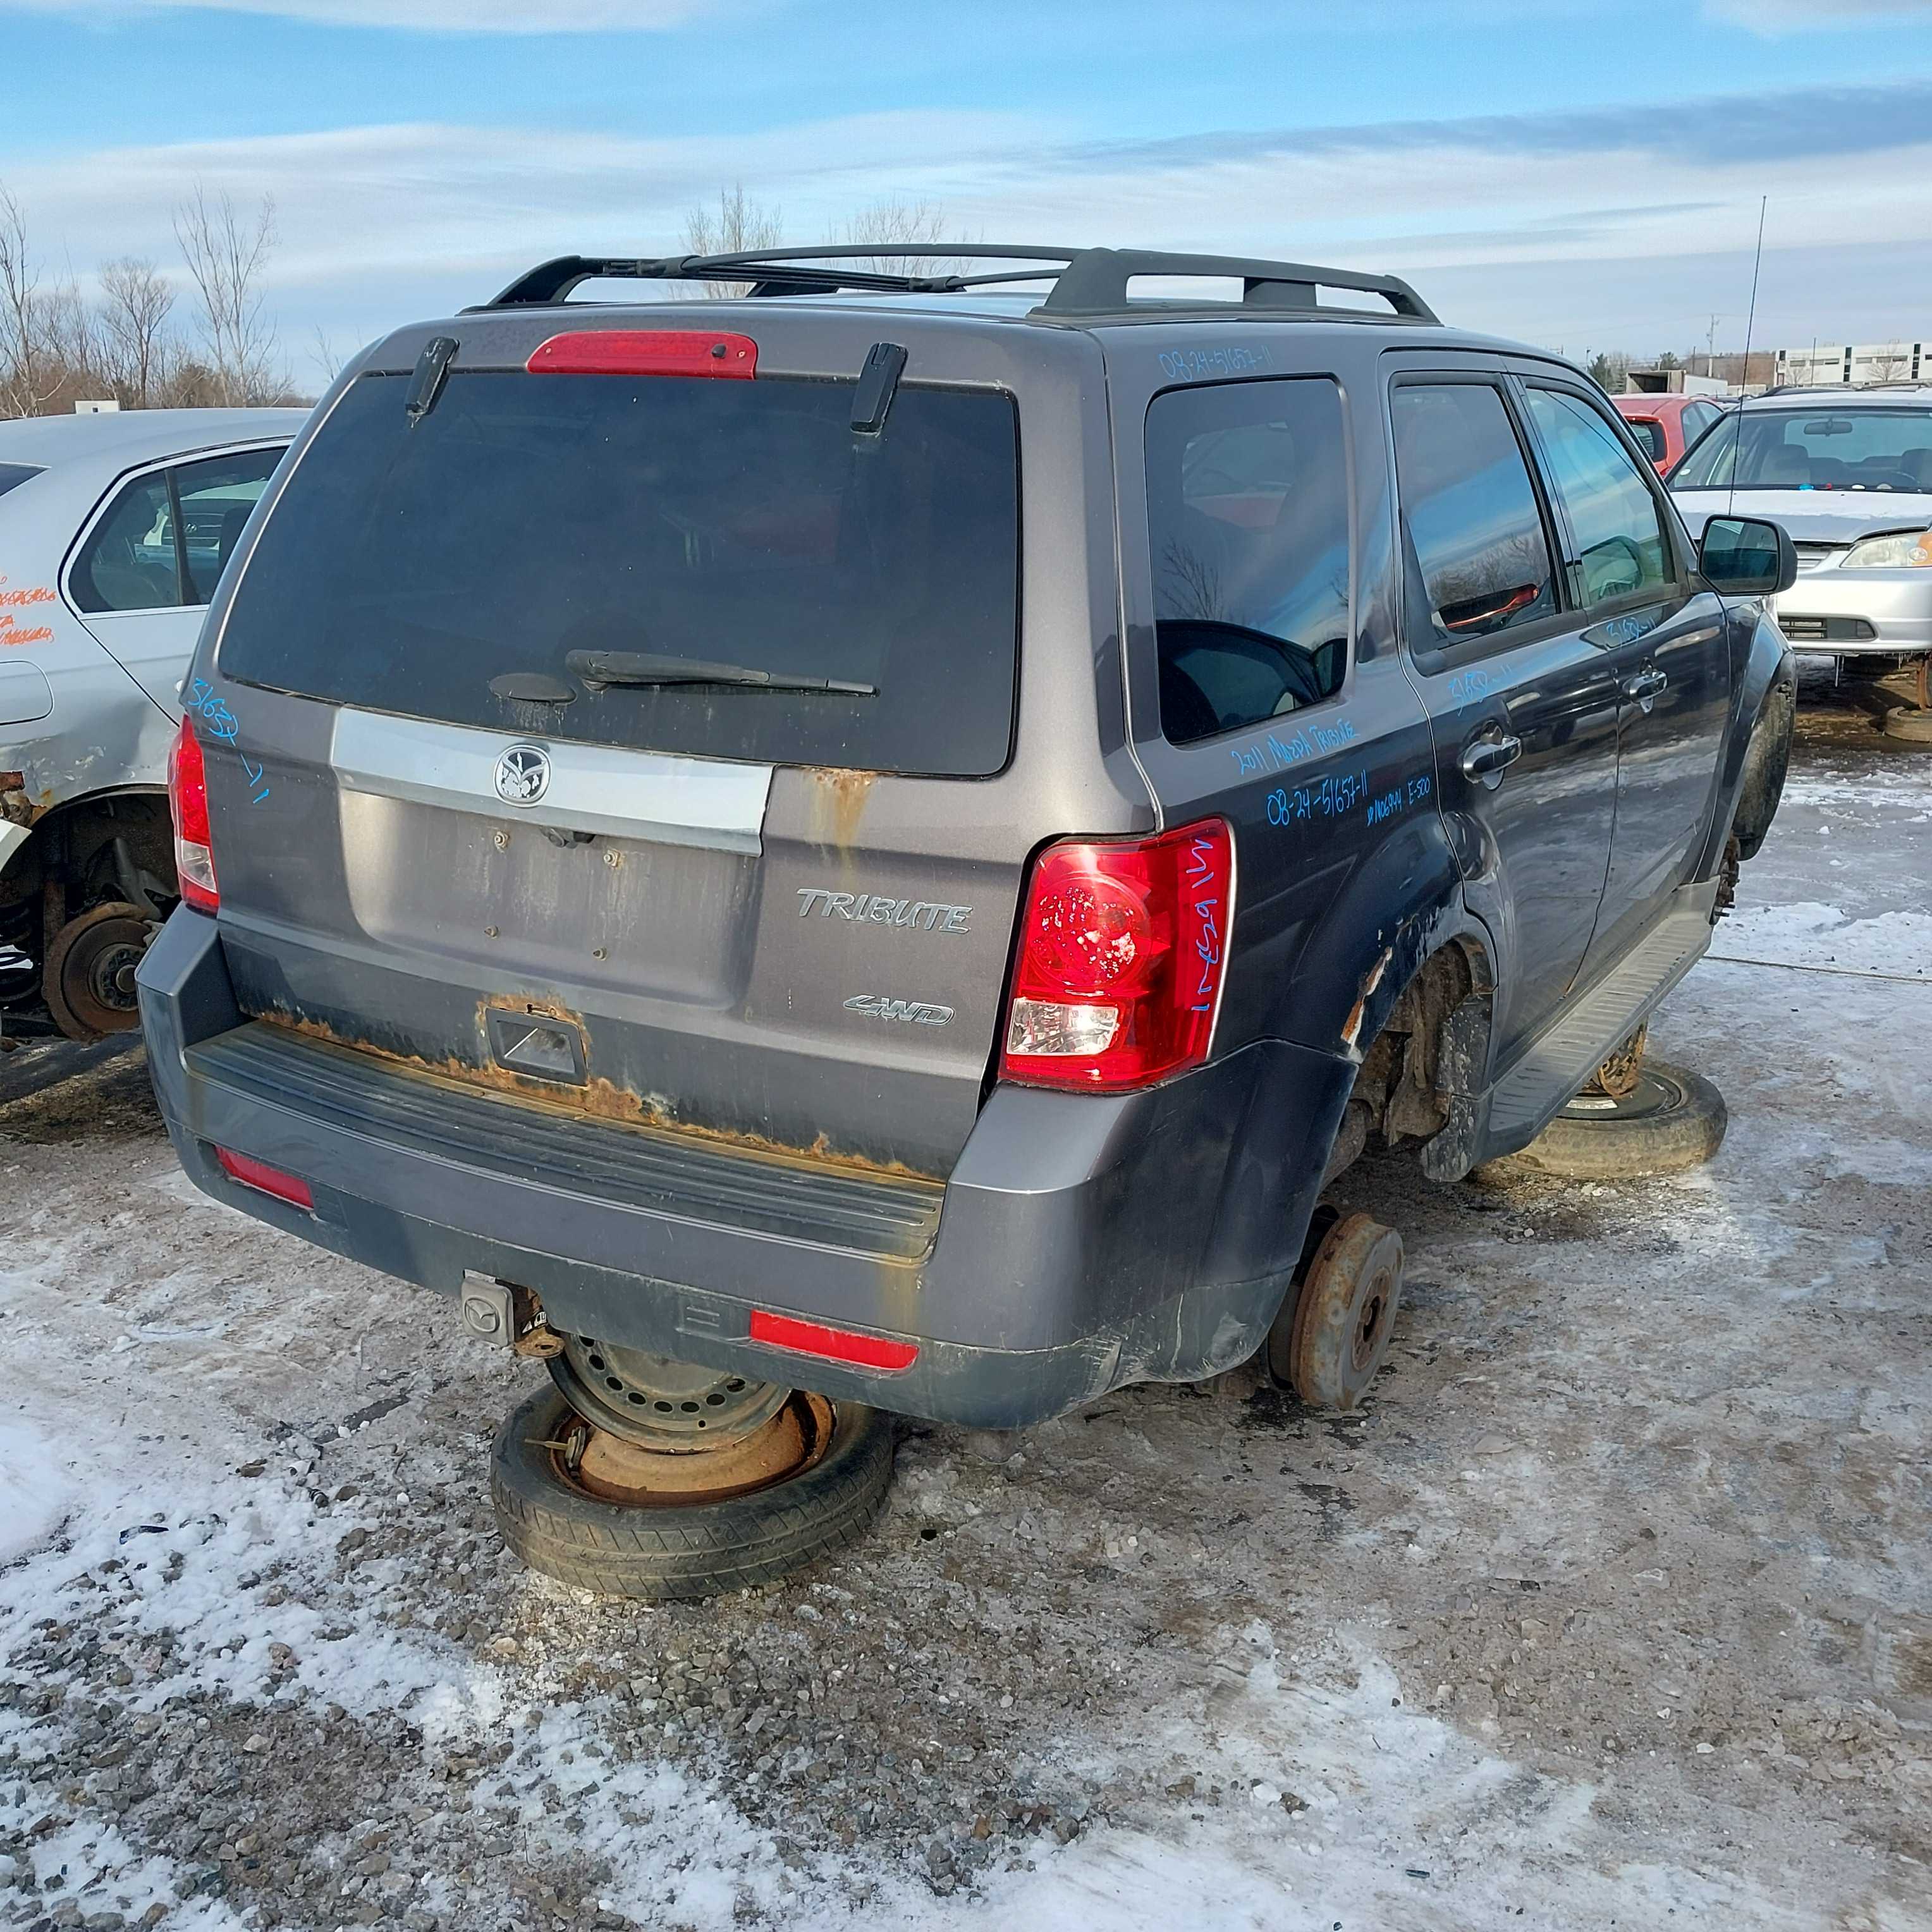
[6,93,1932,369]
[3,0,728,28]
[1704,0,1932,28]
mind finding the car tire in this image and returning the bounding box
[489,1384,895,1601]
[1477,1060,1727,1182]
[1880,705,1932,746]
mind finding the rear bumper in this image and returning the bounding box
[138,909,1355,1429]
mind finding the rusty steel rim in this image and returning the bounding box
[543,1390,836,1509]
[552,1335,790,1450]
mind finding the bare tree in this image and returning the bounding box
[309,324,351,391]
[835,197,965,278]
[1868,341,1911,384]
[680,185,784,297]
[0,183,53,418]
[174,186,282,405]
[98,257,174,407]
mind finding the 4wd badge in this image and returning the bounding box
[843,994,954,1027]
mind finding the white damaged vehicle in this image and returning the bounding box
[0,408,305,1038]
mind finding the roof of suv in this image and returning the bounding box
[422,243,1567,370]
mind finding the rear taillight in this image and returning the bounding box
[215,1146,314,1211]
[1000,818,1234,1092]
[167,716,217,914]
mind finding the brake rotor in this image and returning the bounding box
[1274,1212,1405,1412]
[43,902,154,1040]
[550,1335,790,1450]
[546,1390,836,1509]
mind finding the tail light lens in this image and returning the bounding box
[1000,818,1234,1091]
[168,715,217,913]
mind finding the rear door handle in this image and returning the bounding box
[1621,666,1669,709]
[1459,732,1524,788]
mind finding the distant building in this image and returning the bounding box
[1774,341,1927,388]
[1625,368,1730,397]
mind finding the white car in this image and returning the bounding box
[1670,387,1932,701]
[1,407,308,1038]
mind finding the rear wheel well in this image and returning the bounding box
[1323,937,1491,1186]
[1,790,177,1036]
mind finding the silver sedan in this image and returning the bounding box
[1670,387,1932,689]
[1,406,307,1038]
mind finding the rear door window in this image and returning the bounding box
[1146,377,1350,747]
[1391,382,1558,649]
[220,369,1022,778]
[70,446,284,614]
[1522,386,1674,612]
[175,448,283,602]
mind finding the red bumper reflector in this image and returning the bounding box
[214,1147,314,1212]
[747,1311,917,1373]
[525,330,757,378]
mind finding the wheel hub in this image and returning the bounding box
[43,902,155,1039]
[550,1335,790,1450]
[1274,1212,1407,1412]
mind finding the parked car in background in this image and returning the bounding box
[138,242,1796,1600]
[0,408,306,1038]
[1670,387,1932,700]
[1614,392,1730,475]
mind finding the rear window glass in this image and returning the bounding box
[0,463,42,499]
[220,369,1021,777]
[1146,377,1350,747]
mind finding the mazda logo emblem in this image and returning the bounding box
[493,743,551,806]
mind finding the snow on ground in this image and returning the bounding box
[1,696,1929,1932]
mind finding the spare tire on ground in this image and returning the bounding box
[490,1383,895,1601]
[1476,1060,1727,1183]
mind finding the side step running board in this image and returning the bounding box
[1477,884,1718,1163]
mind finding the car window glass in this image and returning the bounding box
[1673,406,1932,492]
[1523,388,1673,609]
[1629,418,1666,463]
[174,446,284,604]
[1391,382,1557,650]
[70,472,180,614]
[0,463,42,499]
[1145,377,1350,747]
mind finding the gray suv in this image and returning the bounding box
[138,245,1797,1598]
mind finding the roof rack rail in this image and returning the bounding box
[480,245,1440,325]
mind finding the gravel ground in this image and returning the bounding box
[1,680,1928,1931]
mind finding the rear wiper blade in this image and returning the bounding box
[564,649,875,696]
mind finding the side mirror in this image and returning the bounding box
[1698,515,1798,597]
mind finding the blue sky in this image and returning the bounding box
[6,0,1932,382]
